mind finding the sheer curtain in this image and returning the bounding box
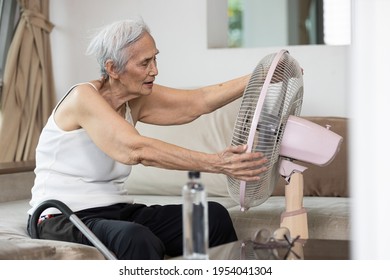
[0,0,55,162]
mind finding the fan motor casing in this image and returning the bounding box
[279,116,343,167]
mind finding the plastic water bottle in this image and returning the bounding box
[182,171,209,259]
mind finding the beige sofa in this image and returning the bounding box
[0,99,349,259]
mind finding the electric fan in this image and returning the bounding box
[227,49,343,239]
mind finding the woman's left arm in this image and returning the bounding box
[137,75,250,125]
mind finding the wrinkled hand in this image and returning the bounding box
[216,144,268,181]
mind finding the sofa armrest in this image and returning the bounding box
[0,161,35,203]
[0,160,35,175]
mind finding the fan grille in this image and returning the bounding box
[228,50,303,210]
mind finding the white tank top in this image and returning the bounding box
[28,83,134,215]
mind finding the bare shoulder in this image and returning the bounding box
[54,83,109,131]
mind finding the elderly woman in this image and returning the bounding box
[27,19,267,259]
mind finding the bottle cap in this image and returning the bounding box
[188,171,200,179]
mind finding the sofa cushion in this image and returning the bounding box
[125,99,241,197]
[0,239,56,260]
[0,238,106,260]
[229,196,350,241]
[0,195,349,259]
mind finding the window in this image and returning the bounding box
[323,0,351,45]
[224,0,351,48]
[228,0,243,48]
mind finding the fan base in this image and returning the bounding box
[280,209,308,240]
[280,172,309,240]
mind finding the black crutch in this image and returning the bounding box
[29,199,117,260]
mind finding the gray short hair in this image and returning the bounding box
[86,18,150,79]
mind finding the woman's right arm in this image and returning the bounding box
[58,84,267,182]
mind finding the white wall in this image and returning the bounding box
[350,0,390,260]
[49,0,348,117]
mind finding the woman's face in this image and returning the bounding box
[118,32,159,96]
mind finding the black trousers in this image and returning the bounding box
[28,201,237,260]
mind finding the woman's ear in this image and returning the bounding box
[105,59,119,79]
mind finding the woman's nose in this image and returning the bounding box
[148,60,158,76]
